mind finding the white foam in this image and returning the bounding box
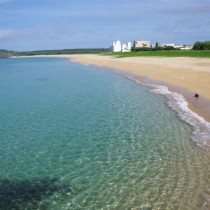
[127,76,210,148]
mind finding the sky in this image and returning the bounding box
[0,0,210,51]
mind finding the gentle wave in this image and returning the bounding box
[127,76,210,148]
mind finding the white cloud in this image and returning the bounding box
[0,27,45,40]
[0,0,13,4]
[0,25,77,42]
[0,29,14,39]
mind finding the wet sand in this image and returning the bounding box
[67,54,210,123]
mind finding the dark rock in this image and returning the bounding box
[194,93,199,98]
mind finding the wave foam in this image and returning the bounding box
[127,77,210,148]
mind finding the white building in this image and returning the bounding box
[174,44,183,49]
[163,43,175,47]
[110,40,131,52]
[110,40,122,52]
[160,43,193,50]
[133,40,151,48]
[180,45,193,50]
[121,42,132,52]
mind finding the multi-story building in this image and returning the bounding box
[133,40,151,48]
[121,42,132,52]
[110,40,131,52]
[110,40,122,52]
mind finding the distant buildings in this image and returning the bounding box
[133,40,151,48]
[110,40,131,52]
[157,43,193,50]
[179,45,193,50]
[110,39,193,52]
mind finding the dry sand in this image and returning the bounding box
[66,54,210,122]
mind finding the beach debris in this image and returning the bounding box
[194,93,199,98]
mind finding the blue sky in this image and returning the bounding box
[0,0,210,51]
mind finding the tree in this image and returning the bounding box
[193,41,210,50]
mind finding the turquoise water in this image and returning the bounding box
[0,57,210,210]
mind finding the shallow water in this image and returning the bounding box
[0,57,210,210]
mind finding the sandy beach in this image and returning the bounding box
[64,54,210,122]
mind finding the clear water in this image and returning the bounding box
[0,57,210,210]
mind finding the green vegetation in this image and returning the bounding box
[0,48,110,57]
[132,46,176,52]
[14,48,110,56]
[109,50,210,58]
[193,41,210,50]
[0,49,16,57]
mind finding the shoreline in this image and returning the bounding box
[12,54,210,123]
[67,54,210,123]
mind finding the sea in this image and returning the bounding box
[0,57,210,210]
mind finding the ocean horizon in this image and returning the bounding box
[0,57,210,209]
